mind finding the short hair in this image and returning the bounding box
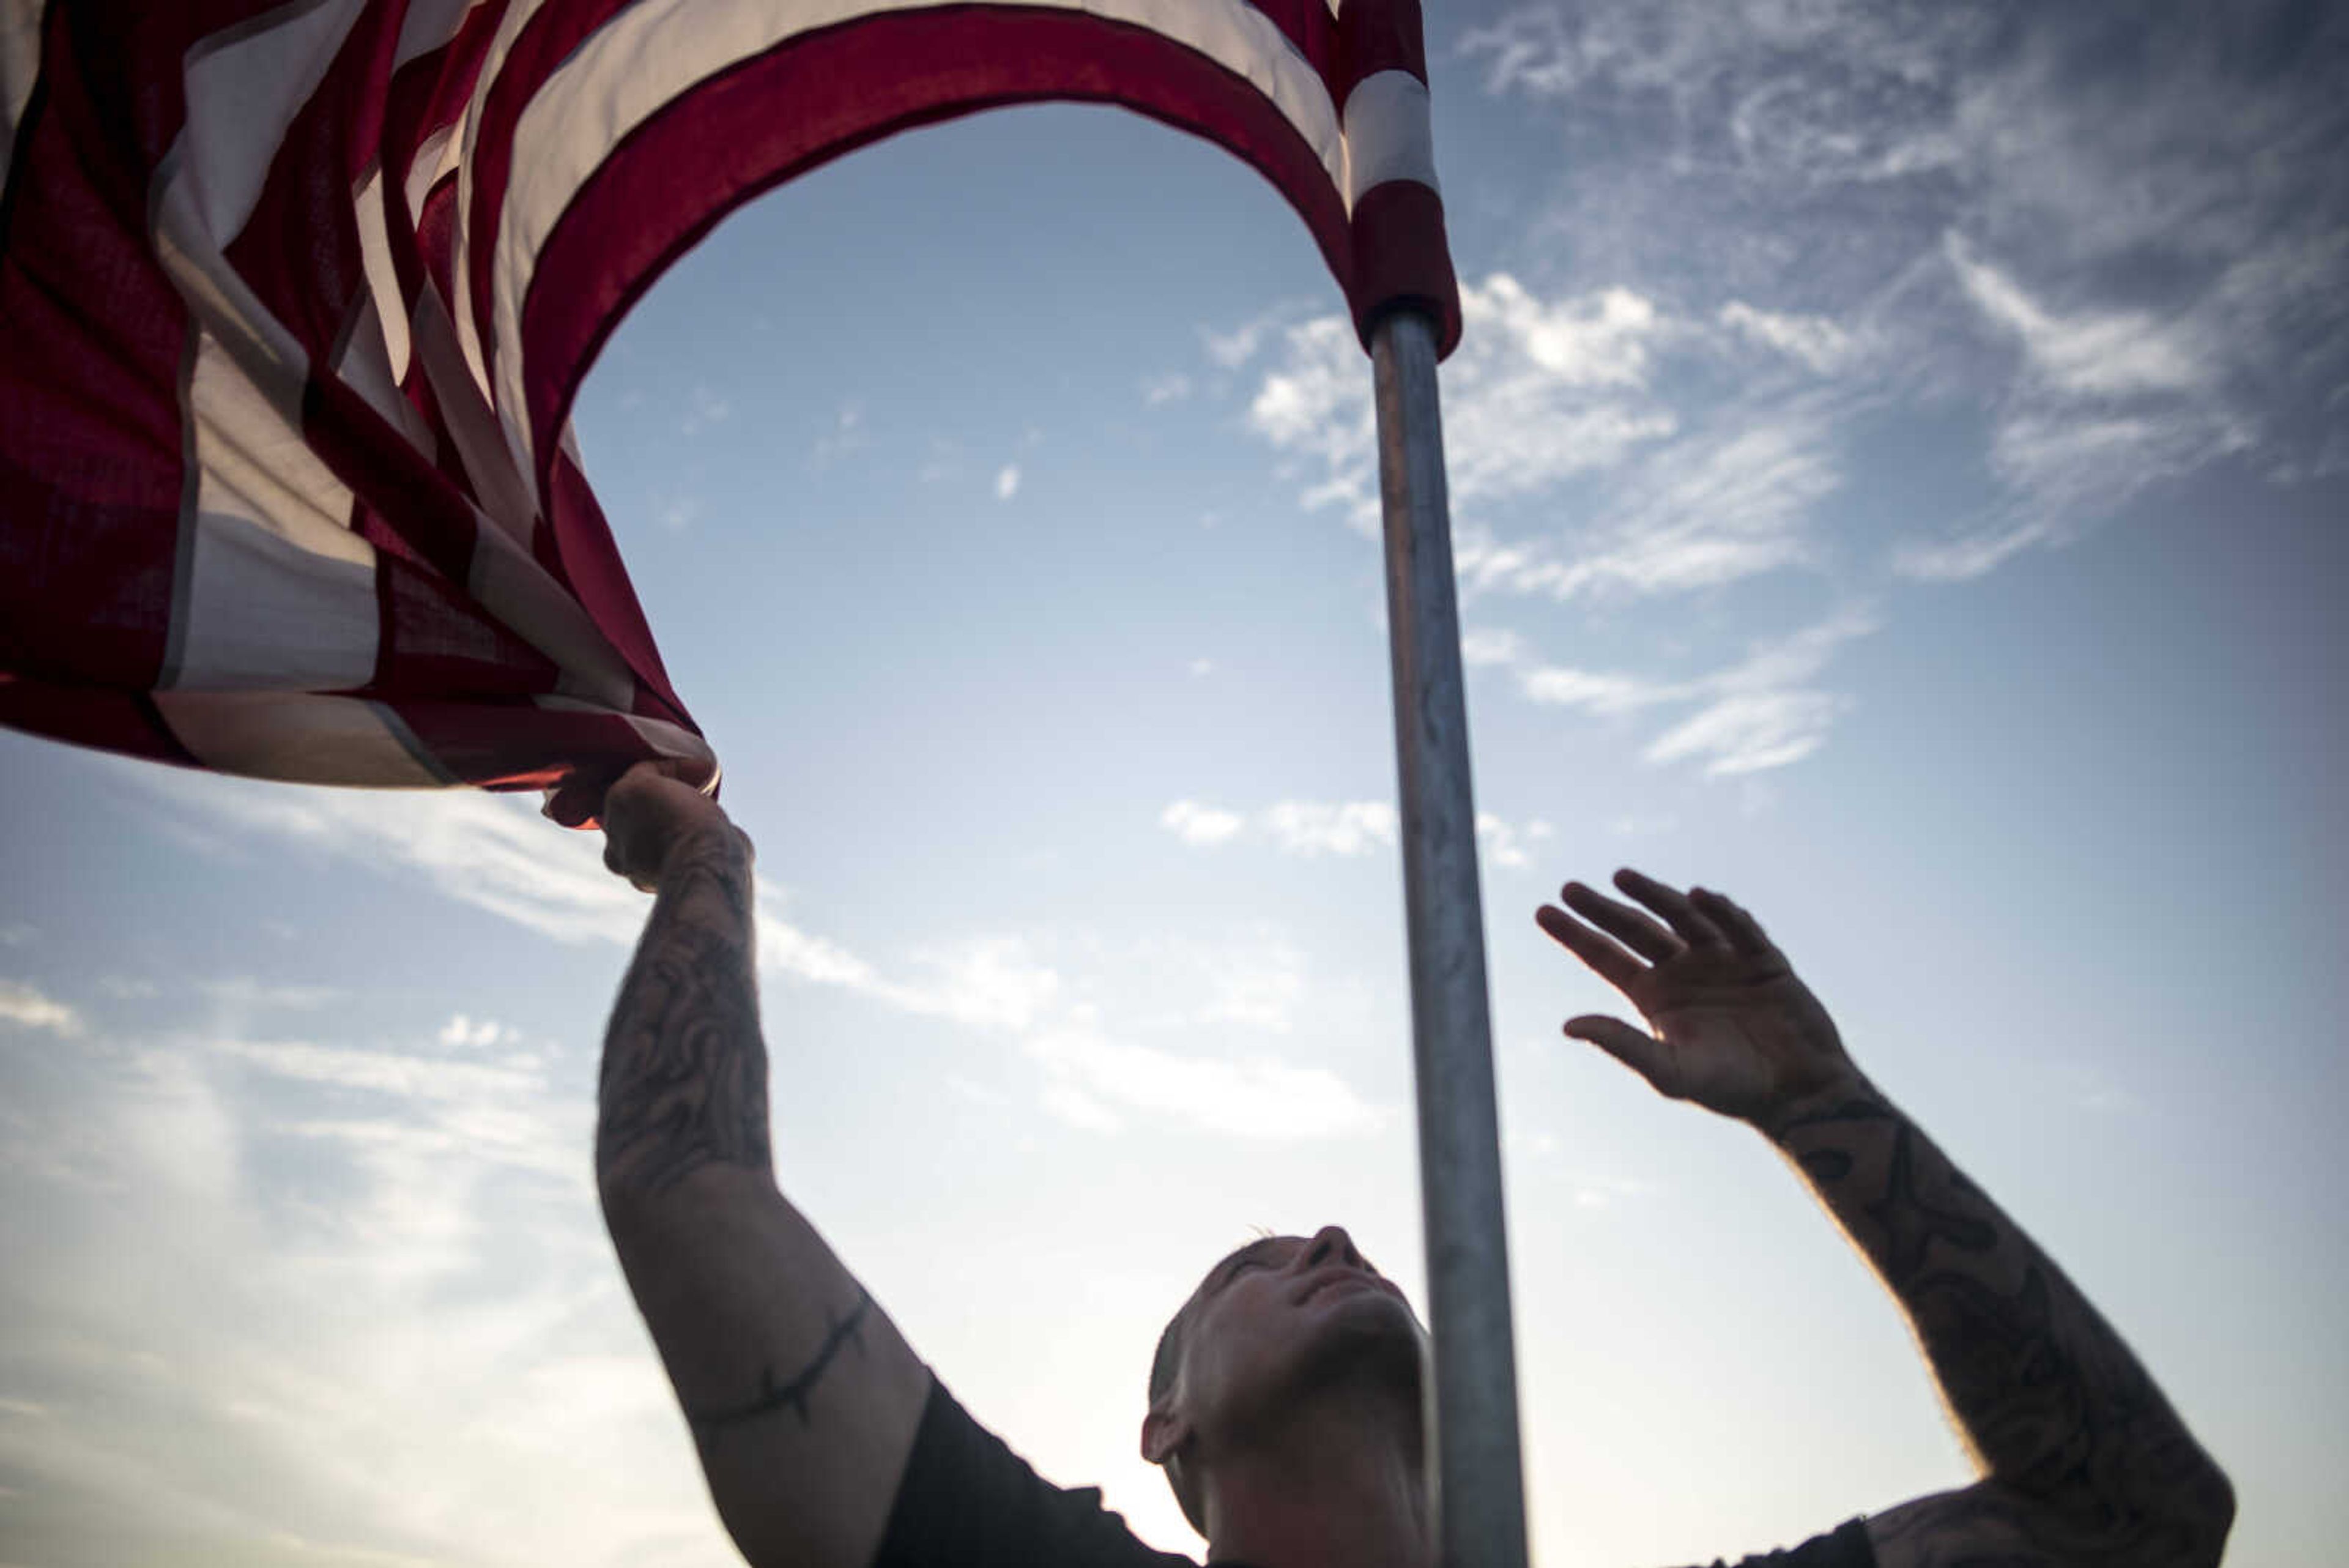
[1149,1235,1285,1534]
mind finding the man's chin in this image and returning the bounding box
[1294,1289,1427,1398]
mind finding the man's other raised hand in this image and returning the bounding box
[1536,870,1861,1130]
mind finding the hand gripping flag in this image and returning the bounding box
[0,0,1460,793]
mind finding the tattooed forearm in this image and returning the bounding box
[687,1287,873,1440]
[1774,1086,2233,1564]
[597,826,770,1200]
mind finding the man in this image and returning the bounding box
[570,761,2235,1568]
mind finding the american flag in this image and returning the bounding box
[0,0,1459,793]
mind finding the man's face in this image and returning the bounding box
[1167,1225,1427,1447]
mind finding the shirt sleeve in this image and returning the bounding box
[870,1373,1201,1568]
[1679,1517,1877,1568]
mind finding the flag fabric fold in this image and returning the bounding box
[0,0,1460,793]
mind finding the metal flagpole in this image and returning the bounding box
[1371,306,1531,1568]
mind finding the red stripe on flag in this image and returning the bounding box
[1348,179,1459,355]
[0,673,199,767]
[517,4,1353,492]
[545,449,691,723]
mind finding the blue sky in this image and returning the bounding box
[3,2,2345,1564]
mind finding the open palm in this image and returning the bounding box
[1535,869,1855,1125]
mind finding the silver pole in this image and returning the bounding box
[1372,307,1529,1568]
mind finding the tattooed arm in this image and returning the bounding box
[1537,871,2234,1568]
[587,764,930,1568]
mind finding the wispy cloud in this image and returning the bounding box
[1476,812,1555,871]
[1160,799,1245,847]
[1141,373,1193,407]
[677,383,731,436]
[994,463,1022,501]
[1945,234,2208,399]
[1717,302,1862,375]
[0,1011,699,1566]
[809,399,868,468]
[1241,274,1683,531]
[128,770,1381,1146]
[1458,0,2348,578]
[1490,606,1880,776]
[1264,800,1397,858]
[1024,1027,1384,1140]
[0,979,81,1036]
[436,1014,512,1050]
[1157,798,1556,871]
[202,978,342,1010]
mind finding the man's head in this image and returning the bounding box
[1140,1225,1427,1535]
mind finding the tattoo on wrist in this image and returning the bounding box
[688,1288,874,1439]
[597,831,770,1197]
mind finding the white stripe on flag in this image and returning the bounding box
[178,0,368,245]
[154,693,453,785]
[1341,69,1438,210]
[168,330,382,693]
[404,117,463,220]
[352,162,414,380]
[396,0,487,68]
[333,289,439,456]
[466,510,640,712]
[472,0,1345,483]
[0,0,44,198]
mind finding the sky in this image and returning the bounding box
[3,1,2346,1565]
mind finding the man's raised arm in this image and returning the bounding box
[1537,871,2234,1568]
[582,764,931,1568]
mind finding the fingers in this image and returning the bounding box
[1564,1014,1667,1084]
[1611,868,1729,950]
[1687,885,1774,957]
[1562,879,1685,962]
[1535,902,1645,991]
[541,764,632,831]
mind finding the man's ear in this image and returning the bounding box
[1140,1400,1189,1467]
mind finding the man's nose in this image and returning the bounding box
[1302,1225,1365,1271]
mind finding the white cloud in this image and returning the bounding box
[1187,657,1215,677]
[1458,627,1525,668]
[810,400,867,467]
[1239,275,1681,532]
[1023,1028,1384,1140]
[1450,403,1838,606]
[1204,308,1293,370]
[1717,302,1861,374]
[1475,813,1553,872]
[436,1014,510,1050]
[1039,1079,1125,1133]
[1457,1,2346,577]
[1643,689,1845,776]
[1263,800,1397,858]
[1518,664,1683,716]
[889,937,1062,1033]
[0,1010,708,1568]
[1488,606,1879,776]
[1160,799,1244,847]
[994,463,1022,501]
[678,384,730,436]
[1141,373,1192,407]
[1945,235,2208,399]
[1641,607,1881,776]
[1160,797,1548,875]
[204,978,342,1010]
[0,980,81,1036]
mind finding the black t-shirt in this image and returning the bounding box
[872,1375,1877,1568]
